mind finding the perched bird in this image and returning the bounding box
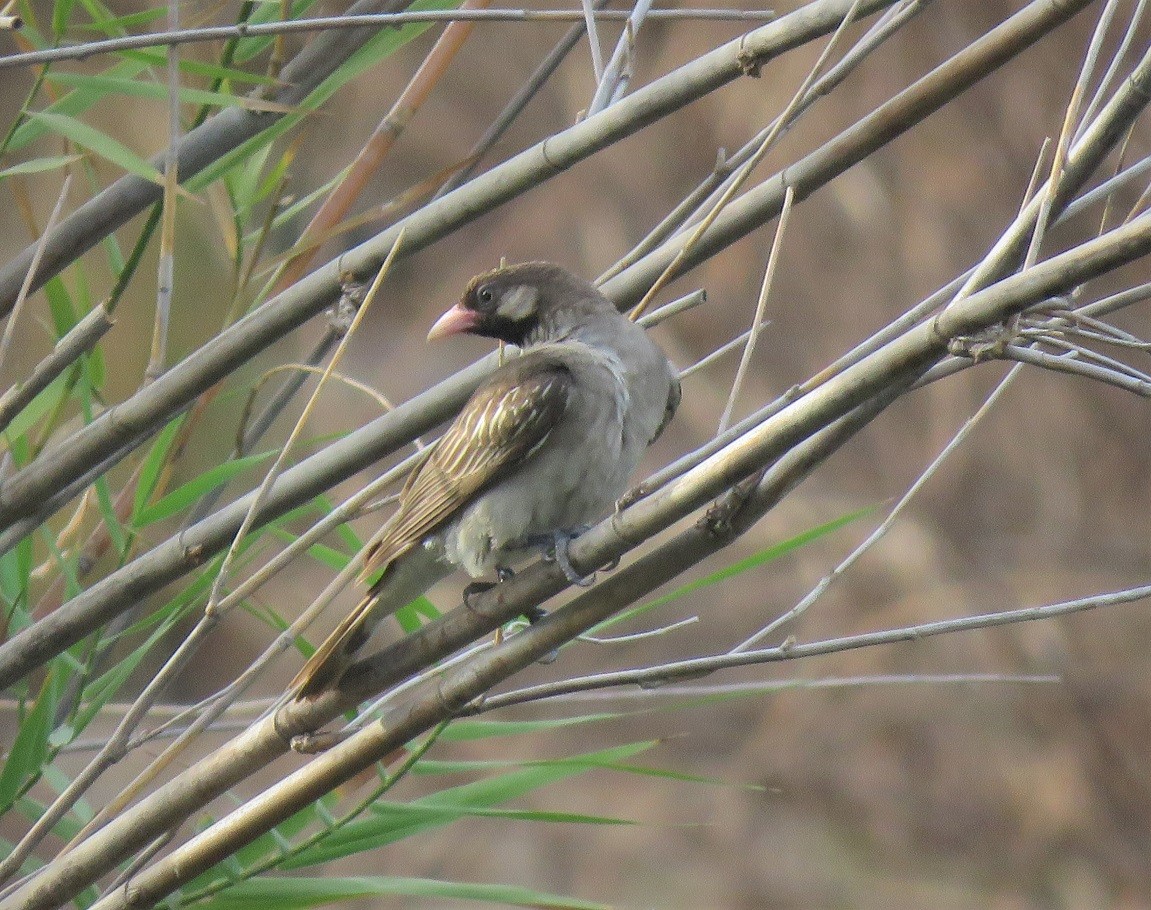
[291,262,680,698]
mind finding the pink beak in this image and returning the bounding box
[427,303,480,341]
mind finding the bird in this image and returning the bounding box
[290,261,680,698]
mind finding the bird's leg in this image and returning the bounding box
[465,568,555,660]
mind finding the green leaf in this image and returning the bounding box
[77,5,166,33]
[7,59,152,152]
[286,741,656,867]
[439,715,620,742]
[132,414,186,524]
[0,663,63,812]
[52,0,77,39]
[27,111,164,185]
[187,875,608,910]
[43,274,78,335]
[393,596,439,633]
[40,764,94,822]
[0,155,82,178]
[134,449,277,526]
[264,526,350,573]
[16,793,86,841]
[0,371,74,447]
[231,0,320,63]
[0,545,30,622]
[44,74,293,114]
[187,0,458,192]
[118,50,280,86]
[603,506,876,630]
[94,474,129,560]
[311,496,362,555]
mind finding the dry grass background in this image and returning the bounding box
[2,1,1151,907]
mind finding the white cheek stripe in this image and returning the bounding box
[497,285,539,321]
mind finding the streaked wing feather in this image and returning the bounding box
[294,358,573,697]
[358,358,572,582]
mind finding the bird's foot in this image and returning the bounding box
[527,528,595,586]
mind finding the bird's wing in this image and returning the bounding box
[358,357,573,584]
[650,371,681,446]
[291,357,572,699]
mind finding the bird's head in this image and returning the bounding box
[428,262,615,348]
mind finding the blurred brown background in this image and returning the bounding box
[3,0,1151,907]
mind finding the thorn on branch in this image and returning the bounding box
[290,730,348,753]
[327,275,365,335]
[698,472,762,539]
[736,35,763,78]
[948,325,1016,362]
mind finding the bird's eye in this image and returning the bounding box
[477,286,494,305]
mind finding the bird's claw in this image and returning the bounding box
[462,580,495,610]
[463,565,514,610]
[545,528,595,587]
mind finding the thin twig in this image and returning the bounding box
[0,175,72,378]
[0,8,780,70]
[471,584,1151,708]
[718,184,793,433]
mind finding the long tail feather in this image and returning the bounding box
[289,589,379,699]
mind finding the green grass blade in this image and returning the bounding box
[7,59,152,151]
[44,74,293,114]
[0,155,82,178]
[187,0,458,192]
[439,715,621,742]
[27,111,164,185]
[286,741,657,867]
[601,505,876,631]
[134,449,276,527]
[132,414,186,523]
[187,875,609,910]
[0,662,63,812]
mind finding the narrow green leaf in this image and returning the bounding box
[43,274,78,335]
[118,50,280,86]
[93,474,129,560]
[393,596,439,633]
[0,546,30,617]
[28,111,164,184]
[187,0,458,192]
[0,155,82,178]
[602,506,876,631]
[40,764,94,822]
[0,664,62,811]
[0,371,74,446]
[439,715,620,742]
[132,414,186,524]
[187,875,608,910]
[52,0,76,39]
[45,74,293,113]
[134,449,277,526]
[7,59,152,152]
[231,0,320,63]
[286,741,656,867]
[16,793,86,841]
[314,495,362,555]
[77,5,166,32]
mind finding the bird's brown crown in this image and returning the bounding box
[460,262,616,347]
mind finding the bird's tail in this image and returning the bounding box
[288,542,455,699]
[289,587,380,699]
